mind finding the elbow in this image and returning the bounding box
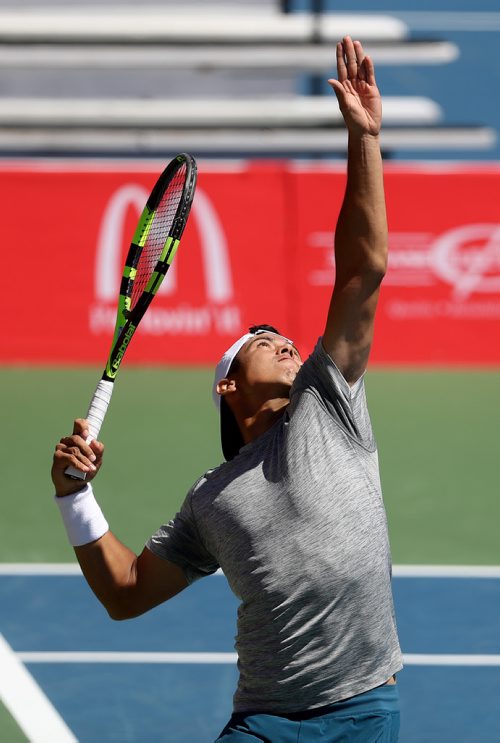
[104,587,177,621]
[107,606,134,622]
[101,588,145,621]
[341,260,386,291]
[337,248,388,287]
[105,596,145,621]
[366,250,388,282]
[370,263,387,287]
[360,256,387,288]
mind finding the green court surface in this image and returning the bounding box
[0,365,498,565]
[0,701,27,743]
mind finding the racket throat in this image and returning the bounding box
[105,323,137,380]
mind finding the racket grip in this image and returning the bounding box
[85,378,114,441]
[64,379,114,481]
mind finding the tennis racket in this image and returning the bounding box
[65,152,197,480]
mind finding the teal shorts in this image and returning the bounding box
[216,682,400,742]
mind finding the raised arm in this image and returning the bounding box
[324,37,387,384]
[52,419,187,620]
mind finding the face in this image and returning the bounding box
[231,334,302,396]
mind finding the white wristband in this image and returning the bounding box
[54,483,109,547]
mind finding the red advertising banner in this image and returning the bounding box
[2,161,500,366]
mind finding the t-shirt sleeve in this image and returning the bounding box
[290,338,374,448]
[147,488,219,585]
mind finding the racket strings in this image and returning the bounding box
[131,164,187,309]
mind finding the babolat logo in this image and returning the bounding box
[112,324,136,369]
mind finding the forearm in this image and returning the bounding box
[74,531,140,620]
[54,480,140,618]
[334,132,388,282]
[56,490,187,619]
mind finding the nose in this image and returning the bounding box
[278,343,294,357]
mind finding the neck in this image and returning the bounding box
[236,397,289,445]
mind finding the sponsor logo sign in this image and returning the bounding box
[307,223,500,316]
[386,223,500,316]
[292,167,500,364]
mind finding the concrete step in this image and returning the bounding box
[0,41,458,71]
[0,8,408,43]
[0,126,494,157]
[0,95,442,127]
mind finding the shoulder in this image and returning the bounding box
[291,338,374,447]
[189,468,218,498]
[188,463,236,503]
[293,337,359,399]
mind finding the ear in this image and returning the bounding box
[216,378,237,398]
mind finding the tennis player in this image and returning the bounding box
[52,37,403,741]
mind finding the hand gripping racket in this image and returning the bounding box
[65,153,197,480]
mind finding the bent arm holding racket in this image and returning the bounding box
[51,418,188,619]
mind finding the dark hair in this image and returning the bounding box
[248,324,281,335]
[228,324,281,373]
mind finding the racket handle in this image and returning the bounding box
[64,379,114,481]
[85,378,114,441]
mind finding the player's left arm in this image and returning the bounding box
[323,37,387,385]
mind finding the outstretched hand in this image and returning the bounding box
[328,37,382,137]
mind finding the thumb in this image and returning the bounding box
[327,79,342,95]
[327,79,346,106]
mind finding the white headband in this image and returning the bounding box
[212,330,293,409]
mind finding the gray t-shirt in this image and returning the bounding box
[148,339,403,713]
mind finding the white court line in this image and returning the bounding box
[0,634,77,743]
[404,654,500,667]
[0,563,82,575]
[16,651,500,668]
[2,563,500,577]
[19,651,239,664]
[392,565,500,578]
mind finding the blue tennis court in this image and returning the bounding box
[1,565,500,742]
